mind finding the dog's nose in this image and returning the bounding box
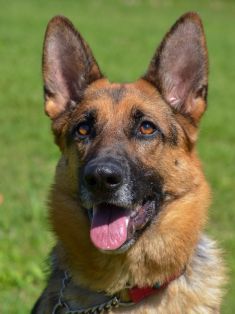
[84,162,123,191]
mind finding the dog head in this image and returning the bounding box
[42,13,210,288]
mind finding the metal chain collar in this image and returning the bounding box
[52,271,134,314]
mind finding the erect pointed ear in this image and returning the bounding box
[143,12,208,123]
[43,16,103,119]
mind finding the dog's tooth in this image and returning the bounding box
[92,205,97,216]
[130,208,139,218]
[131,209,137,217]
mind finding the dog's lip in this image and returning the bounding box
[87,200,151,221]
[86,201,132,220]
[128,201,155,231]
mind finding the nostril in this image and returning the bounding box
[105,174,121,186]
[86,175,97,187]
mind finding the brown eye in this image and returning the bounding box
[139,121,156,135]
[76,123,91,137]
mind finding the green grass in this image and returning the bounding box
[0,0,234,312]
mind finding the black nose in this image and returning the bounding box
[84,161,123,191]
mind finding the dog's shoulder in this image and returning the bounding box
[158,235,226,314]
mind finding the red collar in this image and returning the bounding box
[127,272,183,303]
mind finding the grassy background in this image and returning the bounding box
[0,0,234,312]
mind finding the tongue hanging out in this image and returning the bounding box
[90,204,130,250]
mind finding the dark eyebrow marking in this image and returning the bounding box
[132,109,145,121]
[81,109,97,121]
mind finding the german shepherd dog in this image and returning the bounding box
[32,12,225,313]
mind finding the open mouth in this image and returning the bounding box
[89,201,156,252]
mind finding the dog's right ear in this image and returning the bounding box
[43,16,102,119]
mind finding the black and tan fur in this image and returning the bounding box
[32,13,225,313]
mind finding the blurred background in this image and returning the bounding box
[0,0,234,312]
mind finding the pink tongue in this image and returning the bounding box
[90,204,129,250]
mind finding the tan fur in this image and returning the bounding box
[32,12,226,314]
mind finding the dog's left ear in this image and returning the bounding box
[144,12,208,123]
[43,16,103,119]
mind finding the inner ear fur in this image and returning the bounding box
[43,16,103,119]
[143,12,208,125]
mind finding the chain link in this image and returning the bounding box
[52,271,134,314]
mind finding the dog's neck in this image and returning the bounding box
[47,235,224,313]
[51,266,184,313]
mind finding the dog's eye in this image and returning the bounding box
[76,122,91,137]
[139,121,156,135]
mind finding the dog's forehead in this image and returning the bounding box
[81,78,171,119]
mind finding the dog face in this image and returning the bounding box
[43,13,210,287]
[63,81,174,252]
